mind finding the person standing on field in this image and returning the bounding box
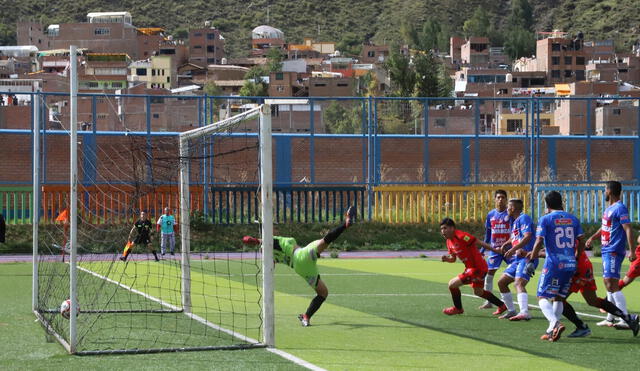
[157,207,177,256]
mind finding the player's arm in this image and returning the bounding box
[500,238,512,253]
[441,253,456,263]
[477,240,501,254]
[586,228,601,249]
[156,216,162,232]
[575,235,586,259]
[623,223,635,262]
[506,232,532,259]
[528,236,544,261]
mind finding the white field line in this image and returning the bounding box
[76,265,323,371]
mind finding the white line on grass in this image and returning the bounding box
[76,265,324,371]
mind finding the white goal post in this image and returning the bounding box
[179,103,275,347]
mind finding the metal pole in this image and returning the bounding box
[260,104,275,347]
[179,137,192,313]
[32,86,41,312]
[69,45,79,354]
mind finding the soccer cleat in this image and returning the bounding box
[345,206,356,228]
[567,325,592,338]
[298,314,310,327]
[119,256,126,262]
[478,301,493,309]
[492,304,508,316]
[540,332,552,341]
[596,319,615,327]
[499,310,517,319]
[628,314,640,337]
[549,322,566,342]
[613,318,630,330]
[442,306,464,315]
[171,251,175,256]
[509,313,532,321]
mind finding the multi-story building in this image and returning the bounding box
[250,25,286,57]
[17,12,164,60]
[595,102,639,136]
[288,38,335,59]
[128,55,174,89]
[360,44,390,64]
[188,24,225,67]
[80,53,129,91]
[460,37,490,66]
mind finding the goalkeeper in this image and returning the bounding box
[120,211,159,262]
[242,206,356,327]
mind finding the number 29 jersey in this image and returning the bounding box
[536,210,583,269]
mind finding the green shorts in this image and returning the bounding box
[293,240,320,287]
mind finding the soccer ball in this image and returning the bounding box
[60,299,79,319]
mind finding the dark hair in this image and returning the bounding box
[273,239,282,251]
[606,181,622,197]
[544,191,563,210]
[509,198,524,211]
[495,189,507,198]
[440,217,456,228]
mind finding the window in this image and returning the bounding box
[576,56,585,65]
[161,69,165,76]
[207,33,216,40]
[275,72,283,80]
[314,83,327,87]
[507,119,523,132]
[613,128,621,135]
[94,27,110,35]
[97,113,108,119]
[367,51,375,57]
[207,58,216,63]
[551,70,561,78]
[564,56,572,65]
[613,109,621,115]
[87,82,99,88]
[136,68,147,76]
[167,77,170,83]
[153,113,160,119]
[564,70,573,78]
[194,32,202,37]
[434,118,446,127]
[152,69,156,76]
[193,45,202,49]
[151,97,164,104]
[575,70,585,81]
[207,45,215,52]
[552,43,561,51]
[337,83,349,87]
[111,82,123,88]
[552,56,560,65]
[540,119,551,126]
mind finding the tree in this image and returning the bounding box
[437,62,454,98]
[239,80,268,97]
[0,24,16,46]
[504,26,536,60]
[266,47,283,73]
[203,82,223,120]
[419,19,441,52]
[324,102,361,134]
[463,7,490,38]
[400,20,419,48]
[413,53,439,97]
[507,0,534,31]
[385,51,415,97]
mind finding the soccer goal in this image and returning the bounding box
[33,50,275,354]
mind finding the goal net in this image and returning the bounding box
[33,87,274,354]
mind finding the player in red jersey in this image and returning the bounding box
[560,249,639,337]
[439,217,507,315]
[618,236,640,290]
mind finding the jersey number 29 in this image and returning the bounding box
[554,226,574,249]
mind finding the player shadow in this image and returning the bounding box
[328,320,414,330]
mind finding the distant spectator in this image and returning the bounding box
[12,95,18,106]
[0,213,5,243]
[0,95,4,106]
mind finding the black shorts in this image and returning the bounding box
[135,235,150,245]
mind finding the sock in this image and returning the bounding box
[450,287,462,309]
[597,298,626,319]
[517,292,529,314]
[152,250,159,260]
[562,302,585,329]
[612,291,628,316]
[305,295,326,318]
[606,292,615,320]
[553,300,564,320]
[500,292,515,312]
[539,298,557,332]
[480,290,504,307]
[483,274,494,304]
[618,279,626,289]
[323,224,346,244]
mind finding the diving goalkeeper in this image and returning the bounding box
[242,206,356,327]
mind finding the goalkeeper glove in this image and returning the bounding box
[524,261,536,277]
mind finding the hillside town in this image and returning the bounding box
[1,11,640,135]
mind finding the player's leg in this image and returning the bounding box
[561,297,591,337]
[120,241,134,262]
[618,258,640,289]
[470,270,506,312]
[146,242,159,261]
[582,289,639,336]
[315,205,356,255]
[443,276,465,314]
[603,252,628,327]
[169,233,175,255]
[160,233,167,255]
[298,277,328,327]
[536,270,569,341]
[497,262,517,318]
[480,255,501,309]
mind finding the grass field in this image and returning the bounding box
[2,256,640,370]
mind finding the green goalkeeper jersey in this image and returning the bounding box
[273,236,297,266]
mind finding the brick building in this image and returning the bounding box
[188,25,225,67]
